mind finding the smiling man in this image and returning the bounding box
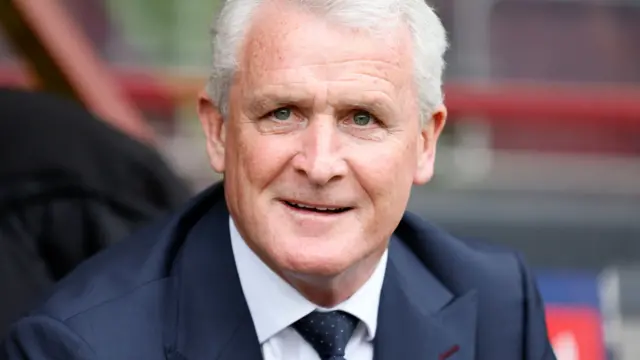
[2,1,556,359]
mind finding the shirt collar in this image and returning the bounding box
[229,216,387,344]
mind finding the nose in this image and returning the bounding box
[291,117,348,186]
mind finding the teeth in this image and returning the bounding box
[286,201,344,212]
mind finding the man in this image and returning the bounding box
[1,0,556,359]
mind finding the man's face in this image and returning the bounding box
[200,2,446,279]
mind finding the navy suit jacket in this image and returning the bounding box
[2,184,556,359]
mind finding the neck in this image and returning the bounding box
[283,250,384,308]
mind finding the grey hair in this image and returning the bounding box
[206,0,448,123]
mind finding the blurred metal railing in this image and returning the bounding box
[0,0,155,144]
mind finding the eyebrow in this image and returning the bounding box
[243,86,316,114]
[330,90,395,115]
[245,86,396,117]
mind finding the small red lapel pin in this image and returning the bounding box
[439,344,460,360]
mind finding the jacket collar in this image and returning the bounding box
[163,184,262,360]
[375,233,478,360]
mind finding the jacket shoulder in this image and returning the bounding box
[35,214,178,322]
[34,185,224,322]
[397,211,536,301]
[1,217,178,359]
[397,211,554,358]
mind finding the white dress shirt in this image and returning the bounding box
[229,217,388,360]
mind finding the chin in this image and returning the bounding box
[278,247,355,279]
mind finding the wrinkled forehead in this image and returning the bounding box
[236,1,414,88]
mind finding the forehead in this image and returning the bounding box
[236,1,414,94]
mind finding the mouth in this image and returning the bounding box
[281,200,353,214]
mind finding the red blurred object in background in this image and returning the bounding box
[546,306,606,360]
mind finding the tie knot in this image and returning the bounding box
[292,310,359,359]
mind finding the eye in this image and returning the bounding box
[352,111,374,126]
[271,107,292,121]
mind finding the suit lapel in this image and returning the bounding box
[375,238,478,360]
[163,185,262,360]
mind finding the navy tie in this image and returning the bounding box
[292,310,359,360]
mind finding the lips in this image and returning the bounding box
[282,200,352,214]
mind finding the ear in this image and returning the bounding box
[197,90,226,173]
[413,105,447,185]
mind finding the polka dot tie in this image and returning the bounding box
[292,310,359,360]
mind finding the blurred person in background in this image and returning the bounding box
[2,1,555,359]
[0,88,191,339]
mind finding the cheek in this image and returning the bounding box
[228,127,292,188]
[357,140,418,189]
[354,140,417,220]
